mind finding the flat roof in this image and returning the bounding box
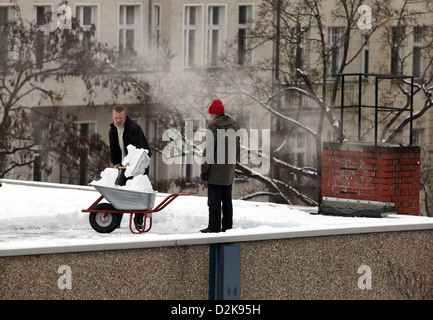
[1,179,433,257]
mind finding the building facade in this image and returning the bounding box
[0,0,272,199]
[2,0,433,212]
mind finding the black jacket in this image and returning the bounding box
[109,116,151,166]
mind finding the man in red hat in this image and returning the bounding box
[200,99,240,233]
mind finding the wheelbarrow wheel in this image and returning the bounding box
[89,203,119,234]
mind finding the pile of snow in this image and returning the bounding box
[91,168,118,188]
[122,174,153,193]
[91,168,153,193]
[91,145,153,193]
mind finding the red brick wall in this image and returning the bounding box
[322,142,421,215]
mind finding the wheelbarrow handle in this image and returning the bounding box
[151,191,196,212]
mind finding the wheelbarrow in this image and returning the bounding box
[82,184,191,234]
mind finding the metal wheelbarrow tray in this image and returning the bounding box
[91,184,156,211]
[82,184,191,234]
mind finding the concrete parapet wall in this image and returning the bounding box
[1,229,433,300]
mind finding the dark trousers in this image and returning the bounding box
[207,184,233,231]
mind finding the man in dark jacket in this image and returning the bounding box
[109,105,152,173]
[200,99,240,233]
[109,105,151,228]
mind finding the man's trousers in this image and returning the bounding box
[207,184,233,232]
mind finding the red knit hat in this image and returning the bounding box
[208,99,225,114]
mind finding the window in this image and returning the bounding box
[0,6,10,25]
[413,26,423,79]
[292,132,307,182]
[36,5,51,26]
[291,26,306,72]
[327,129,338,142]
[33,126,48,182]
[327,27,343,78]
[76,5,98,50]
[35,5,51,69]
[146,120,158,180]
[152,4,161,49]
[391,26,404,75]
[207,6,225,67]
[292,132,306,165]
[0,6,13,69]
[361,34,369,75]
[238,5,252,65]
[184,5,202,68]
[413,128,422,146]
[182,120,199,181]
[73,122,96,185]
[119,5,141,63]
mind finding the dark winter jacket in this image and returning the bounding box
[201,114,240,185]
[109,116,151,166]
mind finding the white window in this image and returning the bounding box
[76,5,98,49]
[184,5,202,68]
[207,5,225,67]
[413,26,423,79]
[327,27,343,78]
[119,5,141,62]
[76,5,97,28]
[238,5,252,65]
[74,121,96,138]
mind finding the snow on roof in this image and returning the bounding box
[1,180,432,256]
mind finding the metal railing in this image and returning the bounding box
[332,73,414,146]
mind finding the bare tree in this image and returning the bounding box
[199,0,386,205]
[0,3,113,181]
[208,0,433,206]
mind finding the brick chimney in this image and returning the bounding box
[321,142,421,217]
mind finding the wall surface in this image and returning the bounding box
[1,229,433,300]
